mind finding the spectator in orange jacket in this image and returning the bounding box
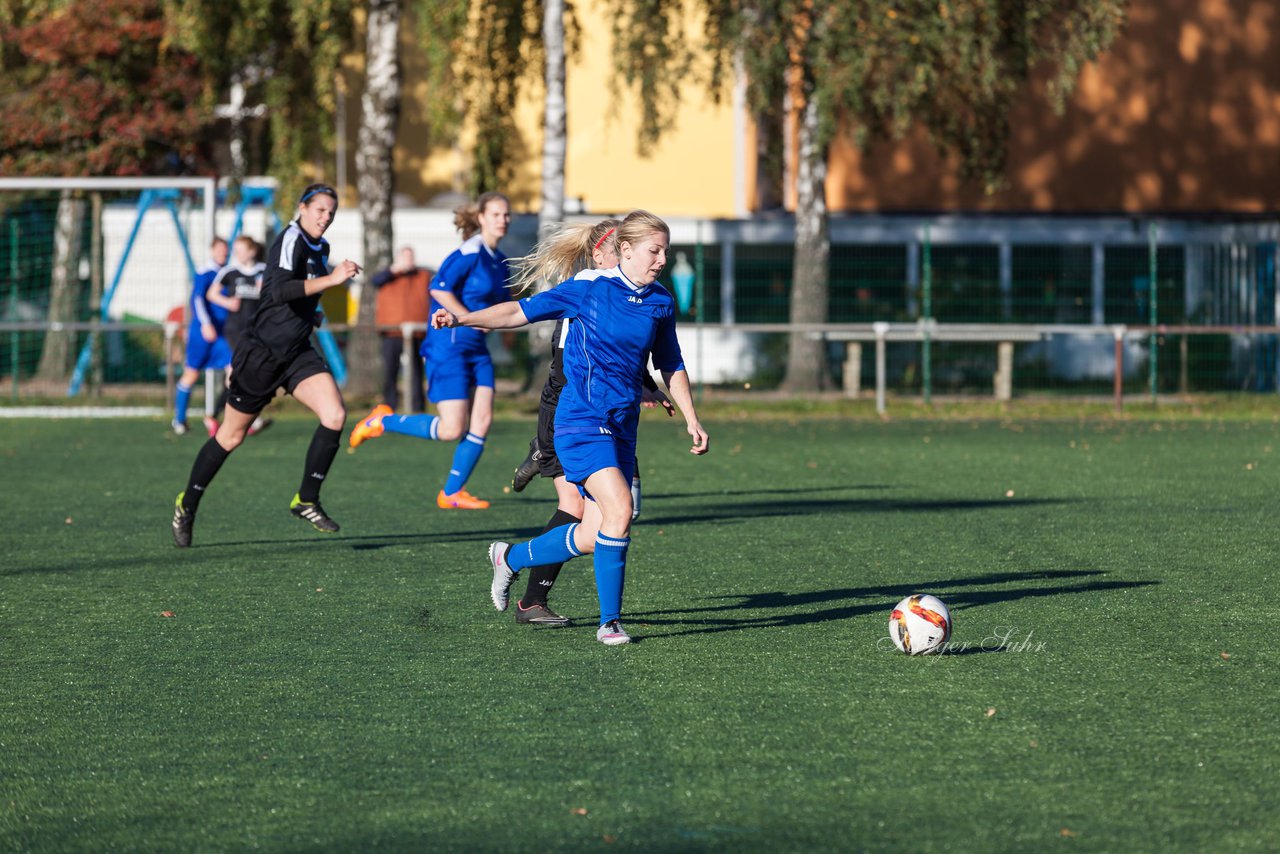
[370,246,431,411]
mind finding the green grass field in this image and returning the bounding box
[2,411,1278,851]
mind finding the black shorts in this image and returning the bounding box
[536,382,565,480]
[535,343,567,479]
[227,340,330,414]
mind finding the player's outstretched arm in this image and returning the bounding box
[661,369,709,455]
[432,301,529,332]
[297,260,361,297]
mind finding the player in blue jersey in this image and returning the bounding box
[171,184,361,547]
[502,218,673,627]
[432,210,710,644]
[172,237,230,437]
[349,192,512,510]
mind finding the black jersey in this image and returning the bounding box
[213,261,266,346]
[247,222,331,360]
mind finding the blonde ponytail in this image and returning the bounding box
[508,219,621,295]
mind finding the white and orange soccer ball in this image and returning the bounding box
[889,594,952,655]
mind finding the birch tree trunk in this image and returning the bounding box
[35,190,83,385]
[525,0,568,390]
[349,0,402,399]
[780,93,830,392]
[539,0,566,240]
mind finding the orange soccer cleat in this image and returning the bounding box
[349,404,393,449]
[437,488,491,510]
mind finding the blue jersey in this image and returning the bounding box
[427,234,510,355]
[190,261,224,330]
[518,266,684,437]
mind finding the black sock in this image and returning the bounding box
[298,425,342,503]
[183,438,231,511]
[520,508,581,607]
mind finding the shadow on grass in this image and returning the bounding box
[637,496,1076,527]
[627,569,1158,640]
[0,526,551,575]
[212,495,1071,552]
[645,483,897,501]
[4,492,1074,575]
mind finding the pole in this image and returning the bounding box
[874,322,888,415]
[8,220,18,401]
[164,321,178,413]
[401,323,414,413]
[89,192,104,396]
[1148,222,1158,403]
[922,225,932,405]
[694,220,705,403]
[1114,325,1125,414]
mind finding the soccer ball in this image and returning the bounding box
[889,594,952,655]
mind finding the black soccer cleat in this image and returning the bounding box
[514,601,571,627]
[511,438,541,493]
[290,494,340,533]
[172,492,195,548]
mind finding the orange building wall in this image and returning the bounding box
[825,0,1280,212]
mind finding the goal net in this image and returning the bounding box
[0,177,223,409]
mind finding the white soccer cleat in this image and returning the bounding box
[489,542,515,611]
[596,620,631,645]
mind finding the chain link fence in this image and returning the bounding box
[3,199,1277,407]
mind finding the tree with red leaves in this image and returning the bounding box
[0,0,210,175]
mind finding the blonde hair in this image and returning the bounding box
[508,218,621,295]
[454,191,509,241]
[614,210,670,254]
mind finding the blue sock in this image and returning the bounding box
[594,534,630,624]
[381,414,439,440]
[174,381,193,423]
[443,432,485,495]
[507,523,582,573]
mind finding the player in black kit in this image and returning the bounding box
[206,235,273,435]
[171,184,361,547]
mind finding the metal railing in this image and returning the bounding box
[4,318,1280,413]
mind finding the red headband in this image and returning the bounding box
[593,227,615,252]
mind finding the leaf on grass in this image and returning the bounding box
[65,517,73,524]
[1029,739,1038,748]
[1060,828,1076,838]
[602,835,617,844]
[1220,652,1231,660]
[571,807,588,816]
[1005,490,1015,497]
[161,611,175,618]
[985,707,997,717]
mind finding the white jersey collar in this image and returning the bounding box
[610,265,646,293]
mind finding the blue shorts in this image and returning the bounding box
[554,428,637,494]
[426,348,494,403]
[184,325,232,371]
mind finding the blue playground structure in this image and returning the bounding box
[68,184,347,396]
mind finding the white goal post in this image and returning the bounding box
[0,176,216,406]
